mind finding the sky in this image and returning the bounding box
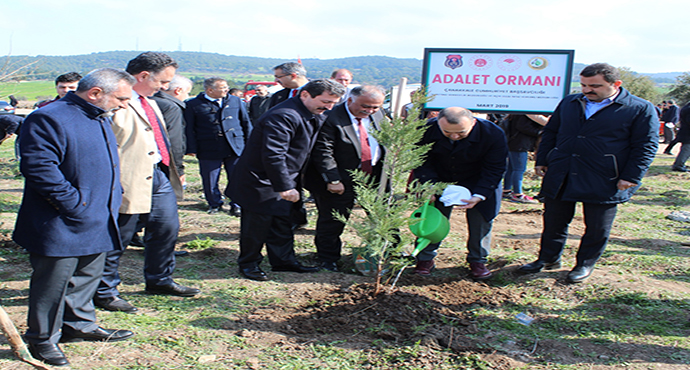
[2,0,689,74]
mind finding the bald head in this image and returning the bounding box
[437,107,475,141]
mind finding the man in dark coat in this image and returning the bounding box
[414,107,508,280]
[671,102,690,172]
[660,99,679,144]
[519,63,659,283]
[268,62,310,108]
[185,77,252,215]
[13,69,136,367]
[228,79,345,281]
[304,85,386,271]
[248,84,272,123]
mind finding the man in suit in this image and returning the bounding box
[269,62,309,108]
[248,84,271,123]
[228,79,346,281]
[414,107,508,280]
[305,85,386,271]
[660,99,679,144]
[519,63,658,283]
[36,72,83,108]
[95,52,200,314]
[185,77,252,215]
[13,68,136,367]
[152,74,193,187]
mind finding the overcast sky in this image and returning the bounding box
[3,0,688,73]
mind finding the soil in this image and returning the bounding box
[0,163,689,369]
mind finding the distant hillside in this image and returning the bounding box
[0,51,423,87]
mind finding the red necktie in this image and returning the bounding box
[357,118,372,174]
[291,89,299,98]
[139,96,170,166]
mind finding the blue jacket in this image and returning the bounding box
[13,92,122,257]
[536,87,659,204]
[415,117,507,221]
[184,94,252,160]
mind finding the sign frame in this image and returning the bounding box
[421,48,575,115]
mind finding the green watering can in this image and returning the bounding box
[409,201,450,257]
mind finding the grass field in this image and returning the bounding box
[0,80,55,101]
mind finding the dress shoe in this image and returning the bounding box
[145,282,200,297]
[414,260,435,276]
[672,166,689,172]
[240,266,269,281]
[320,261,339,272]
[28,342,69,367]
[61,327,134,343]
[272,263,319,273]
[518,259,562,274]
[208,206,221,214]
[93,296,138,313]
[129,233,145,247]
[229,204,242,217]
[174,250,190,257]
[567,265,594,283]
[469,262,492,280]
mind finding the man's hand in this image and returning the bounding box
[457,196,482,209]
[535,166,548,177]
[280,189,300,202]
[186,153,196,157]
[617,179,637,191]
[327,182,345,195]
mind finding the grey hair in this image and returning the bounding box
[203,77,226,90]
[274,62,307,77]
[438,107,473,124]
[349,85,385,100]
[77,68,135,94]
[165,75,193,91]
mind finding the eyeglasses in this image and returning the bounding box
[274,74,289,79]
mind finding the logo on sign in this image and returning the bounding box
[468,55,493,71]
[498,55,521,71]
[444,55,463,69]
[528,57,548,70]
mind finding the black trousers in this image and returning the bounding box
[238,209,298,269]
[26,252,105,344]
[313,188,356,263]
[539,197,618,267]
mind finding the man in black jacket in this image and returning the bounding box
[228,79,345,281]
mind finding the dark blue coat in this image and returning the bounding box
[184,94,252,160]
[536,88,659,204]
[677,102,690,144]
[415,117,507,222]
[228,96,325,216]
[13,92,122,257]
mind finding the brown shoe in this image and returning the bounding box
[414,260,435,276]
[469,262,492,280]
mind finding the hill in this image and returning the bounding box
[0,51,423,87]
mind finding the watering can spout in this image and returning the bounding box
[411,238,431,257]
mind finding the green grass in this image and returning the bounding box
[0,80,55,101]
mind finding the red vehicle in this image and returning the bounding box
[243,81,280,101]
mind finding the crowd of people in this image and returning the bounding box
[7,55,668,366]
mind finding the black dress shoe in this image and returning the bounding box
[174,250,190,257]
[272,263,319,273]
[93,296,138,313]
[567,265,594,283]
[28,342,69,367]
[518,259,561,273]
[61,327,134,342]
[129,233,145,247]
[672,167,689,172]
[320,261,339,272]
[229,205,242,217]
[240,266,269,281]
[145,282,200,297]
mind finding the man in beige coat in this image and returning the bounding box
[95,52,200,313]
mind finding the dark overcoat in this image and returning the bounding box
[13,92,122,257]
[228,96,324,216]
[536,88,659,204]
[415,117,507,222]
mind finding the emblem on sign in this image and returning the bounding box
[528,57,549,70]
[444,55,463,69]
